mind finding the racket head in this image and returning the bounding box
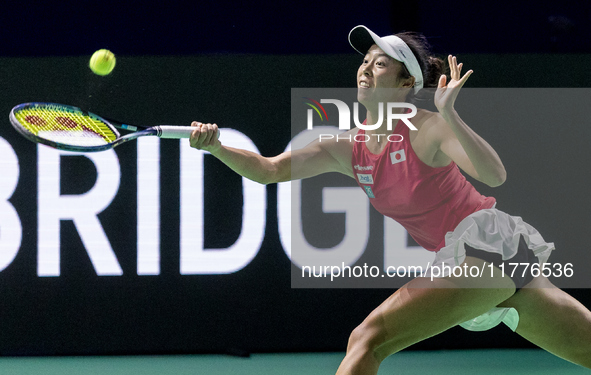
[9,102,121,152]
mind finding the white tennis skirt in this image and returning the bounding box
[429,206,555,332]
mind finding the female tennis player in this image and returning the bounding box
[189,26,591,373]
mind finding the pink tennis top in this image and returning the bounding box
[351,119,496,252]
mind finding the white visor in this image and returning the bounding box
[348,25,424,93]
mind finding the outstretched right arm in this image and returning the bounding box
[189,122,353,185]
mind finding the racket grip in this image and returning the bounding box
[156,126,221,139]
[156,126,195,139]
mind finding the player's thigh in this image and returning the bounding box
[357,256,515,360]
[498,276,591,366]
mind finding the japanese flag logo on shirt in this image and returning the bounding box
[390,149,406,165]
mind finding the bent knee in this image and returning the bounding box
[347,318,387,357]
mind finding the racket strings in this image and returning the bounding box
[14,106,118,146]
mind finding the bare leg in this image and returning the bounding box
[335,256,516,375]
[498,276,591,368]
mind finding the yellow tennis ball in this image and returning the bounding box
[89,49,116,76]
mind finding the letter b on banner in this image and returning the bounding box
[0,137,22,272]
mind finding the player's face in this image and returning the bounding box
[357,44,409,106]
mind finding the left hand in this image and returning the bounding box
[435,55,473,114]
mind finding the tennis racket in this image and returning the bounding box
[9,102,208,152]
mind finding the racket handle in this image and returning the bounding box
[156,126,195,139]
[156,126,221,139]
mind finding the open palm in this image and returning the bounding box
[435,55,473,113]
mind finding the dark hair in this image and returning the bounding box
[394,32,447,89]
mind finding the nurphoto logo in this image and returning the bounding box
[304,98,417,143]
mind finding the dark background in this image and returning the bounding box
[1,1,590,56]
[0,0,590,356]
